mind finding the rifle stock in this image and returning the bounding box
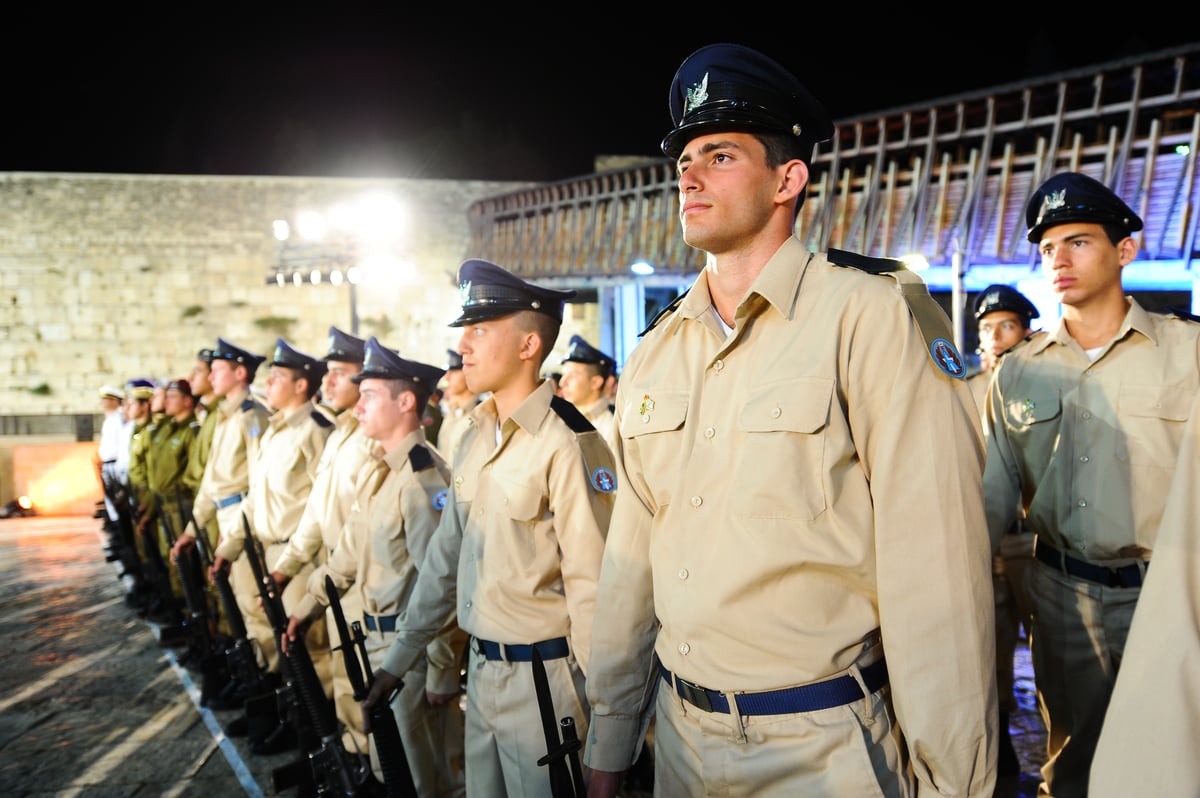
[326,575,418,798]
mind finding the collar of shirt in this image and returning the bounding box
[1035,296,1155,355]
[677,236,811,329]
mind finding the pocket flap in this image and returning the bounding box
[738,377,833,434]
[619,392,688,437]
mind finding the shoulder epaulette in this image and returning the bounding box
[310,409,333,428]
[827,247,905,274]
[550,395,597,434]
[240,397,256,412]
[639,292,686,337]
[407,444,434,472]
[1167,306,1200,323]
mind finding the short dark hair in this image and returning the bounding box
[384,377,432,412]
[519,311,562,367]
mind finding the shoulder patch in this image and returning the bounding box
[407,444,434,472]
[639,292,686,337]
[432,488,448,511]
[550,395,596,434]
[590,466,618,493]
[310,409,333,428]
[827,247,905,274]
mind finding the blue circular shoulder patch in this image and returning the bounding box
[930,338,966,379]
[432,489,448,511]
[590,467,617,494]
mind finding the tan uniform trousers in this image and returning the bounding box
[654,672,911,797]
[366,628,465,797]
[1027,561,1139,798]
[994,530,1035,713]
[230,541,331,688]
[462,644,588,798]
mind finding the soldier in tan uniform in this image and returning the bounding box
[286,337,464,796]
[1089,392,1200,797]
[436,349,480,466]
[269,326,374,754]
[966,284,1040,777]
[362,259,616,798]
[558,334,617,449]
[584,43,996,798]
[211,337,335,755]
[984,171,1200,797]
[171,338,271,711]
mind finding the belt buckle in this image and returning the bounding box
[676,676,714,712]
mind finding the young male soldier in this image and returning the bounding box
[211,337,334,755]
[362,259,617,797]
[172,339,271,704]
[269,326,374,754]
[558,334,617,446]
[285,337,463,796]
[124,379,166,618]
[583,43,996,797]
[436,349,480,465]
[983,170,1200,798]
[966,284,1040,777]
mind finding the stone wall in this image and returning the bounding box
[0,171,533,415]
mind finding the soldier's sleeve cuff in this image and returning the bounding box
[381,639,424,680]
[425,663,461,695]
[582,714,642,773]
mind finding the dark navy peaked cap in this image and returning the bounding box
[1026,172,1143,243]
[324,326,366,364]
[271,338,327,380]
[662,43,834,160]
[562,335,616,375]
[197,347,214,364]
[353,337,446,386]
[446,349,464,371]
[449,259,576,327]
[974,285,1039,324]
[213,337,266,370]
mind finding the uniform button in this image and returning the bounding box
[1082,411,1092,420]
[690,496,702,507]
[713,360,724,372]
[455,476,463,486]
[1079,455,1089,463]
[642,415,650,424]
[770,407,782,418]
[704,427,715,438]
[465,600,472,609]
[678,569,688,580]
[1078,499,1087,508]
[678,643,690,655]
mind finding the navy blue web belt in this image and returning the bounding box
[659,658,888,715]
[474,636,570,662]
[364,612,398,633]
[1034,537,1147,588]
[214,493,243,509]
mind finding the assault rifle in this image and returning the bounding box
[138,493,182,626]
[325,575,417,798]
[244,523,370,797]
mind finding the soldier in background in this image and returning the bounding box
[558,334,617,447]
[269,326,375,756]
[435,349,480,465]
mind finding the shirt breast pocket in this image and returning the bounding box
[1118,382,1194,465]
[733,377,833,522]
[1003,390,1062,430]
[619,392,687,501]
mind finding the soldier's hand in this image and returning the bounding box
[587,769,625,798]
[208,553,228,584]
[282,615,305,655]
[361,669,402,733]
[425,688,458,707]
[270,570,289,590]
[171,532,196,562]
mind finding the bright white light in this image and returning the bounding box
[630,261,655,276]
[275,272,285,287]
[296,210,328,241]
[292,271,303,286]
[328,203,355,232]
[356,192,406,243]
[329,270,344,286]
[899,253,930,272]
[273,219,290,241]
[1176,144,1191,157]
[310,270,322,285]
[346,266,364,285]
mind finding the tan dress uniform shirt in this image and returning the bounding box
[272,412,373,576]
[983,299,1200,557]
[576,396,616,450]
[1089,393,1200,797]
[295,430,460,693]
[218,401,333,560]
[584,237,995,795]
[381,379,615,679]
[437,394,481,465]
[190,388,269,538]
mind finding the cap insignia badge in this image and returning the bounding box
[1042,189,1066,215]
[459,280,472,305]
[684,72,709,115]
